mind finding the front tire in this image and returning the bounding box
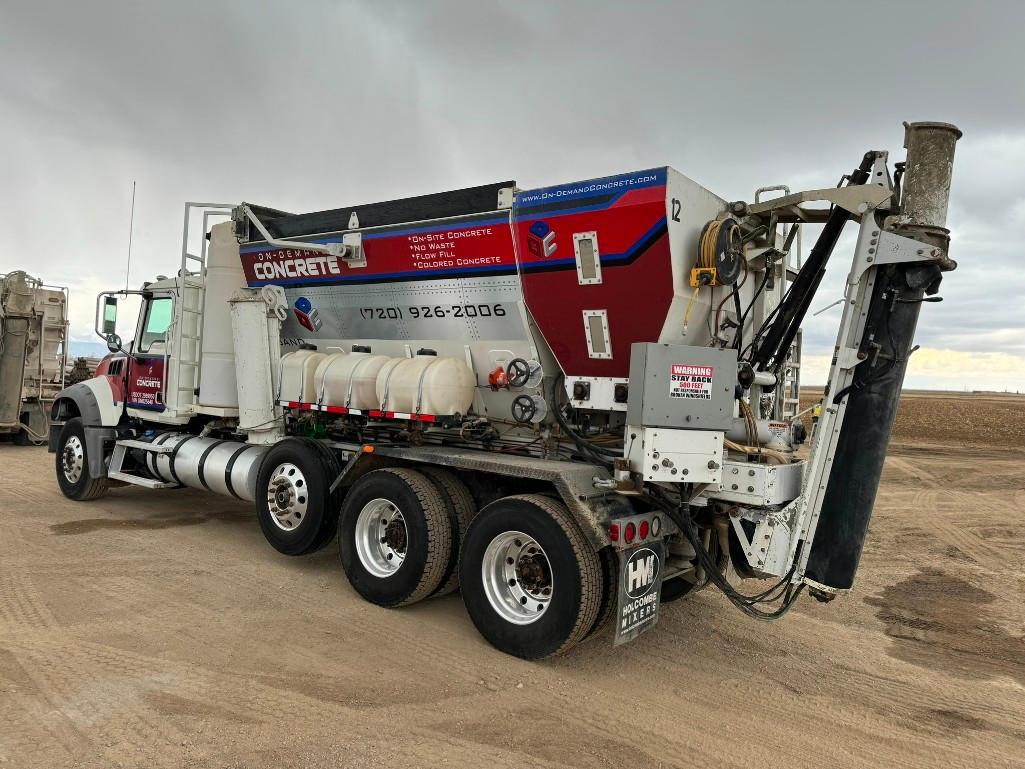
[459,494,602,660]
[338,468,453,607]
[55,418,109,501]
[255,439,341,556]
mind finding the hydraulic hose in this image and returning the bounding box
[748,153,877,373]
[551,373,618,465]
[645,487,804,620]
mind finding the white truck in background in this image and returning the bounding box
[0,271,68,444]
[47,122,961,659]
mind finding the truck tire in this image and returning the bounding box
[55,417,109,501]
[459,494,602,660]
[658,576,697,603]
[256,439,340,556]
[661,537,729,603]
[585,546,617,639]
[420,467,476,597]
[338,468,453,607]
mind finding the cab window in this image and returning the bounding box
[138,297,173,353]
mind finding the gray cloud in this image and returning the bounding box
[1,0,1022,386]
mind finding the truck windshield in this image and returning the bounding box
[138,297,173,353]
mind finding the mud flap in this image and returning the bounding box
[613,541,664,645]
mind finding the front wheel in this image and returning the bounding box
[55,418,109,501]
[459,494,602,660]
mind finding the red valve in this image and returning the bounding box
[488,366,509,390]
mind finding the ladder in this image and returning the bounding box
[171,203,234,412]
[781,330,802,421]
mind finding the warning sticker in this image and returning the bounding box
[669,364,714,400]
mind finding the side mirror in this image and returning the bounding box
[102,296,118,335]
[106,333,123,355]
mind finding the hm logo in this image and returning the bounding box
[624,547,659,598]
[629,555,655,592]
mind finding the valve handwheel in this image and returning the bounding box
[511,395,537,424]
[506,358,531,388]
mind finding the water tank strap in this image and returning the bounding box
[380,362,399,411]
[346,355,372,407]
[318,354,346,406]
[415,358,441,415]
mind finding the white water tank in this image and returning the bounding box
[198,222,246,408]
[315,350,391,410]
[377,351,475,416]
[279,349,326,404]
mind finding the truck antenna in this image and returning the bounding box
[125,180,136,291]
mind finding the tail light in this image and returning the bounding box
[624,522,637,544]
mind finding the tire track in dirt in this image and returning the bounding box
[0,645,85,766]
[335,603,733,768]
[903,476,1017,565]
[0,564,58,631]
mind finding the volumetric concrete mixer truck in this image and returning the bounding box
[48,122,960,659]
[1,271,68,444]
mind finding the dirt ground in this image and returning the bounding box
[800,389,1025,448]
[2,394,1024,768]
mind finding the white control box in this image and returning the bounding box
[626,425,723,484]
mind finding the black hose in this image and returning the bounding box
[644,488,805,620]
[551,374,616,466]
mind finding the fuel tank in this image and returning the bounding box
[145,433,268,502]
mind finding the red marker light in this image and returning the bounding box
[639,519,650,540]
[625,522,636,544]
[609,523,620,542]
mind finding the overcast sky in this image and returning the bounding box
[1,0,1022,390]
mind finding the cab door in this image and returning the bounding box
[126,295,173,413]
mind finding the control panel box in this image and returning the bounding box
[626,343,737,431]
[626,426,723,484]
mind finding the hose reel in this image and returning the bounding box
[684,217,745,333]
[692,217,744,287]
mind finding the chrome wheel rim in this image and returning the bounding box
[481,530,553,625]
[266,463,309,532]
[355,498,406,578]
[61,435,84,484]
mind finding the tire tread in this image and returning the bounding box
[379,468,453,605]
[503,494,602,657]
[421,467,476,597]
[55,418,109,502]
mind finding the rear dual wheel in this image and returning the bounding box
[420,467,475,597]
[338,468,454,607]
[459,495,603,660]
